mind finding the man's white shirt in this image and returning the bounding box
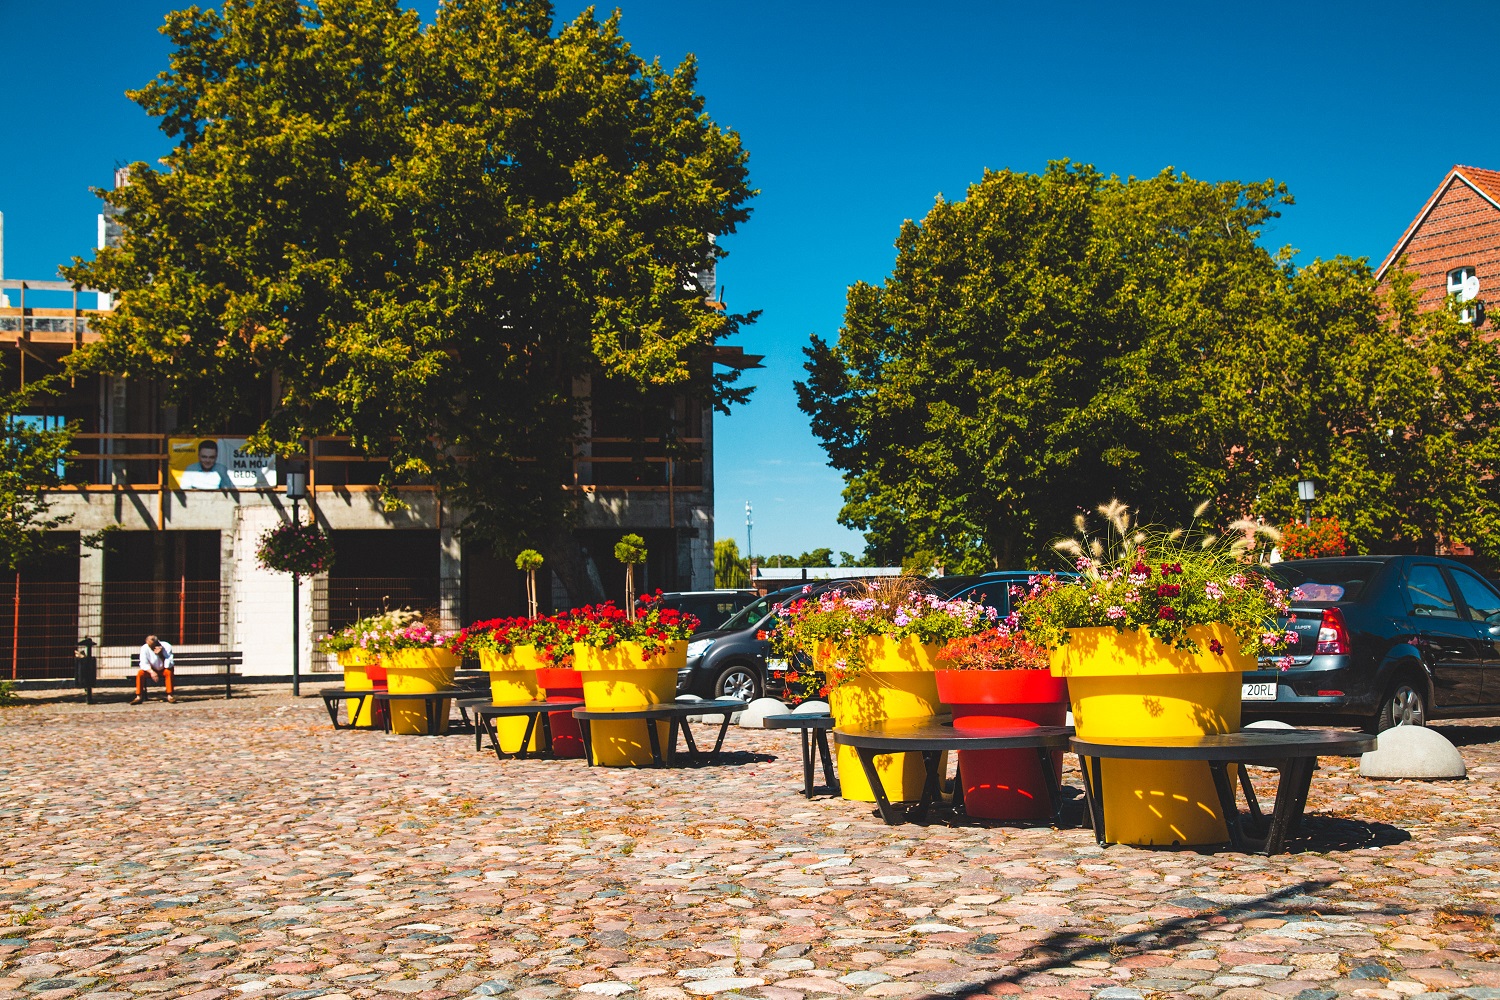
[139,641,174,672]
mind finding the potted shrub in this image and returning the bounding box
[366,615,460,735]
[315,609,419,727]
[563,596,698,766]
[454,613,573,754]
[935,631,1066,820]
[1017,500,1291,846]
[775,578,997,804]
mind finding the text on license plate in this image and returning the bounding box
[766,658,788,673]
[1241,682,1278,701]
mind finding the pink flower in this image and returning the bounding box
[1106,606,1126,620]
[1276,656,1295,671]
[1204,582,1223,600]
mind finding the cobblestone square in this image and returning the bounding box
[3,692,1499,1000]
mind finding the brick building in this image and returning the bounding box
[1376,164,1500,324]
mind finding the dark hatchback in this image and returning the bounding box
[1244,554,1500,731]
[646,590,758,633]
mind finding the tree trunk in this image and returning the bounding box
[542,526,605,609]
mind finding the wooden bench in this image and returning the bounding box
[127,651,244,699]
[1071,729,1376,855]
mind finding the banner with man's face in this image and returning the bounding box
[167,437,278,490]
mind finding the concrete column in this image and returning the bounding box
[439,508,462,630]
[231,506,313,676]
[78,541,104,648]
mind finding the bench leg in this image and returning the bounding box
[485,715,505,761]
[648,718,666,767]
[710,713,732,760]
[1238,764,1267,834]
[680,718,700,757]
[800,729,815,798]
[516,713,541,761]
[539,711,554,757]
[579,718,595,766]
[1035,747,1064,826]
[323,697,342,729]
[816,730,839,794]
[1209,761,1252,852]
[856,747,905,825]
[1076,754,1106,844]
[907,749,946,822]
[1263,757,1315,855]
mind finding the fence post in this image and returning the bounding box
[179,573,186,646]
[11,570,19,680]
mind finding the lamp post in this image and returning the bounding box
[1296,478,1317,527]
[283,460,309,696]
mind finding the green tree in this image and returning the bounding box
[798,161,1289,571]
[713,538,748,588]
[614,533,647,616]
[0,369,73,570]
[65,0,755,602]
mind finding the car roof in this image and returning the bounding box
[657,590,755,597]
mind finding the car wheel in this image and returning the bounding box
[714,664,760,702]
[1376,676,1429,731]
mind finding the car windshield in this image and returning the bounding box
[1265,561,1381,604]
[719,592,794,632]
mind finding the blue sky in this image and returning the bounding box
[4,1,1499,559]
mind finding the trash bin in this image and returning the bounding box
[75,638,98,704]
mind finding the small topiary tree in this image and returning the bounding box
[515,549,544,617]
[614,534,648,619]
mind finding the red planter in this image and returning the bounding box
[935,669,1068,820]
[536,667,586,759]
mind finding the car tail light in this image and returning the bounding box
[1318,690,1345,697]
[1315,608,1350,655]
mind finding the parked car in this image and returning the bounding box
[1246,554,1500,731]
[932,569,1079,617]
[645,590,758,633]
[678,581,859,701]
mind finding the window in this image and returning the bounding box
[1405,564,1459,619]
[1450,570,1500,624]
[1447,266,1484,325]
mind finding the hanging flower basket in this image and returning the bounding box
[256,520,335,575]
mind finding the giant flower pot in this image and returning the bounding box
[935,668,1068,820]
[574,641,685,766]
[478,646,544,753]
[1051,624,1248,846]
[537,666,586,759]
[828,637,947,803]
[337,648,382,727]
[384,648,460,735]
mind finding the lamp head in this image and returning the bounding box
[1296,478,1317,503]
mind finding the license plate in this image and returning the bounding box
[766,658,788,673]
[1242,682,1278,701]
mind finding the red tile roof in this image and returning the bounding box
[1376,165,1500,279]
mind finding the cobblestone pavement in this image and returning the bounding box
[3,690,1500,1000]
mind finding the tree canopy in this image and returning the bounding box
[798,160,1500,570]
[0,367,73,571]
[65,0,755,594]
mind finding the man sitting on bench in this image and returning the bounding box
[134,635,176,705]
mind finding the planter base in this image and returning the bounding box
[385,652,459,736]
[830,668,943,803]
[538,668,586,759]
[579,666,678,766]
[487,668,542,753]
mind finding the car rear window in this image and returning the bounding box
[1270,561,1382,604]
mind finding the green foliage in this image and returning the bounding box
[714,538,748,588]
[0,680,18,707]
[514,549,545,573]
[1017,501,1291,658]
[65,0,756,553]
[614,534,648,565]
[762,548,835,568]
[255,519,335,575]
[0,367,74,571]
[798,160,1500,568]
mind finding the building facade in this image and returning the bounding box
[1377,164,1500,325]
[2,186,757,682]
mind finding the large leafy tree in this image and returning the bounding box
[65,0,754,599]
[0,368,73,570]
[800,160,1500,569]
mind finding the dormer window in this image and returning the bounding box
[1448,265,1484,324]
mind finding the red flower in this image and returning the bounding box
[785,671,800,683]
[1208,639,1224,655]
[1157,606,1176,620]
[1156,583,1180,598]
[1131,561,1151,578]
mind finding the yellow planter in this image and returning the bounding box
[384,647,460,735]
[1051,624,1249,846]
[337,648,378,727]
[828,636,947,803]
[575,641,685,766]
[479,646,544,753]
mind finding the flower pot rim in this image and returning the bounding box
[1048,623,1249,677]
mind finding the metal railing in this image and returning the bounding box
[42,434,703,492]
[310,576,459,672]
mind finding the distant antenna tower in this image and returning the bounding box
[745,500,753,562]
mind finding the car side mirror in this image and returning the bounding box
[1488,625,1500,640]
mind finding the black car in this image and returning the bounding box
[645,590,758,633]
[1245,554,1500,731]
[933,570,1079,617]
[677,581,858,701]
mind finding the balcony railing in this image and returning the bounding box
[47,434,704,493]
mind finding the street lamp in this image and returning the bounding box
[281,459,310,696]
[1296,478,1317,527]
